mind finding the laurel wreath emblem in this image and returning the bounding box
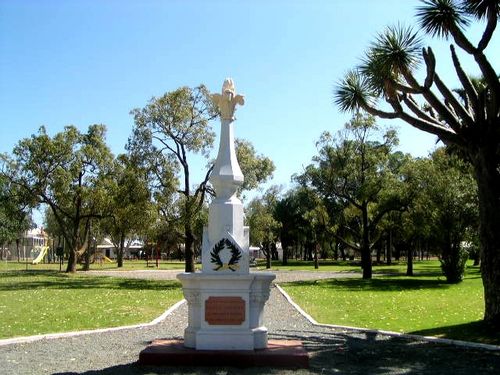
[210,238,242,271]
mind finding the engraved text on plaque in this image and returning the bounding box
[205,296,245,325]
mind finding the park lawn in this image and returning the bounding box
[256,259,361,272]
[0,259,187,272]
[282,265,499,345]
[0,271,183,339]
[256,258,442,274]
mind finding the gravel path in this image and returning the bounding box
[83,269,360,283]
[1,271,499,375]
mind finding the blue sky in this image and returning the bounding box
[1,0,498,214]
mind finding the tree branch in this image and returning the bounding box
[360,103,401,119]
[422,47,436,90]
[477,6,497,52]
[332,231,359,252]
[451,24,500,106]
[450,45,479,114]
[402,94,440,124]
[433,72,475,128]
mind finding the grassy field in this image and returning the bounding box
[1,259,496,345]
[255,258,439,274]
[0,271,183,339]
[0,259,187,272]
[282,262,499,345]
[255,259,359,272]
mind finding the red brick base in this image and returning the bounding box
[139,339,309,368]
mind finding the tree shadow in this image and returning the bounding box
[410,320,500,346]
[0,271,180,292]
[285,276,449,292]
[52,329,500,375]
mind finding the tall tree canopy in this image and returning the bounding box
[235,139,275,200]
[300,114,407,278]
[2,125,114,272]
[0,173,33,258]
[100,154,154,267]
[246,186,281,269]
[334,0,500,326]
[128,85,218,272]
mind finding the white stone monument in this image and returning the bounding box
[177,79,275,351]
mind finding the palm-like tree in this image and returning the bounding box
[334,0,500,326]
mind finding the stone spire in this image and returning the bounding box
[210,78,245,200]
[201,78,249,274]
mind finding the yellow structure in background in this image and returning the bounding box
[32,246,49,264]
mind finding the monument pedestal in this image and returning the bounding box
[178,272,275,350]
[139,78,308,367]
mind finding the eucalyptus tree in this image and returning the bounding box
[100,154,155,267]
[128,85,218,272]
[3,125,114,272]
[235,138,275,200]
[334,0,500,324]
[274,191,306,265]
[302,114,408,278]
[246,186,281,269]
[0,174,32,260]
[425,148,478,282]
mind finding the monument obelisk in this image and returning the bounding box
[177,79,275,351]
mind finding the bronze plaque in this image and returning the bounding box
[205,296,245,325]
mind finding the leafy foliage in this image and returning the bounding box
[299,114,406,278]
[334,0,500,325]
[128,85,218,272]
[0,174,33,251]
[3,125,114,272]
[416,0,470,38]
[235,138,275,199]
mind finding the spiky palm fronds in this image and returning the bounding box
[416,0,470,38]
[368,25,422,75]
[360,25,422,98]
[334,70,376,113]
[461,0,500,20]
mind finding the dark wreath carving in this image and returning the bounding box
[210,238,242,272]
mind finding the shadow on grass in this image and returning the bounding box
[52,329,500,375]
[285,276,450,292]
[0,271,181,292]
[411,320,500,346]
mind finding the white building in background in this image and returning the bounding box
[4,227,50,260]
[96,238,144,259]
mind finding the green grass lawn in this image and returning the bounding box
[282,262,499,345]
[0,271,183,339]
[0,259,187,272]
[256,258,440,274]
[255,259,359,272]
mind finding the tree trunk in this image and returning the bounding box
[117,231,125,268]
[376,241,381,263]
[314,243,319,269]
[282,245,288,266]
[340,245,347,261]
[406,243,414,277]
[387,232,394,265]
[83,245,91,271]
[264,243,271,269]
[333,241,339,261]
[472,147,500,327]
[361,204,372,279]
[184,222,195,272]
[16,239,20,262]
[66,247,77,273]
